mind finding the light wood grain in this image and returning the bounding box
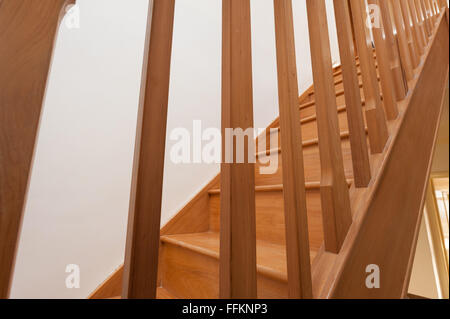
[306,0,352,253]
[350,0,389,154]
[273,0,312,298]
[220,0,257,299]
[0,0,75,299]
[369,0,400,120]
[391,0,416,80]
[333,0,372,188]
[379,0,409,100]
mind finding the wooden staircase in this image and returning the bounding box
[1,0,448,299]
[90,59,381,299]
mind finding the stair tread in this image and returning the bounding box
[208,180,352,195]
[161,232,317,282]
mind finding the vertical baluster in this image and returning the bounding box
[306,0,352,253]
[122,0,175,299]
[391,0,416,80]
[410,0,429,48]
[273,0,312,298]
[379,0,409,100]
[333,0,372,187]
[421,0,434,37]
[220,0,257,299]
[350,0,389,154]
[368,0,399,120]
[399,0,421,66]
[427,0,438,24]
[416,0,432,40]
[408,0,426,55]
[0,0,75,298]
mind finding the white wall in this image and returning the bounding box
[11,0,340,298]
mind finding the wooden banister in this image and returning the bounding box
[122,0,176,299]
[369,0,400,120]
[0,0,75,299]
[220,0,257,299]
[350,0,389,154]
[306,0,352,254]
[391,0,416,80]
[379,0,409,100]
[273,0,312,298]
[333,0,372,187]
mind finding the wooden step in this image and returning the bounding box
[159,232,318,299]
[255,129,368,185]
[208,180,352,248]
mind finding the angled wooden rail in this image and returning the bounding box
[0,0,75,299]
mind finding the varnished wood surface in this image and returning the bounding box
[333,0,372,187]
[306,0,353,253]
[0,0,75,298]
[220,0,257,299]
[121,0,175,299]
[273,0,312,298]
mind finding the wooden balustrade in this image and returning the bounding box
[333,0,372,187]
[0,0,75,299]
[306,0,352,254]
[391,0,416,80]
[350,0,389,154]
[273,0,312,298]
[122,0,176,299]
[368,0,400,121]
[220,0,257,299]
[379,0,409,100]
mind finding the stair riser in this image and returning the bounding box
[209,189,324,250]
[254,137,355,186]
[160,241,288,299]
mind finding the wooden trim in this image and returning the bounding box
[0,0,75,299]
[220,0,257,299]
[273,0,312,298]
[121,0,176,299]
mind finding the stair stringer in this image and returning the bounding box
[312,13,449,299]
